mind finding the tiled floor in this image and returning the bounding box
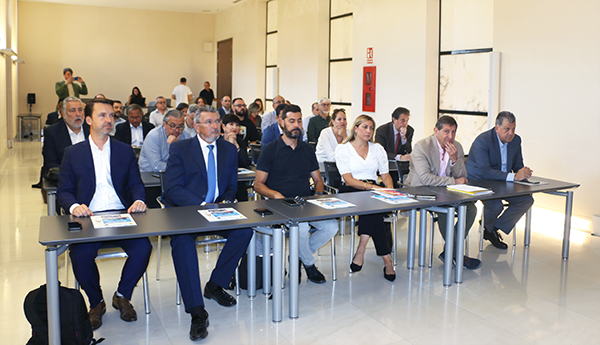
[2,141,599,344]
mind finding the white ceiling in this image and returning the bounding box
[19,0,245,14]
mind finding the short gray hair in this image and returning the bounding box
[319,97,330,105]
[163,109,184,123]
[194,106,218,124]
[188,104,201,116]
[495,111,516,126]
[62,97,83,114]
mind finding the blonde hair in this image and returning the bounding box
[342,114,376,144]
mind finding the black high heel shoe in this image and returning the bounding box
[350,255,363,272]
[383,267,396,282]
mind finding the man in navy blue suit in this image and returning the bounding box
[164,106,253,341]
[466,111,534,249]
[260,103,286,147]
[57,98,152,330]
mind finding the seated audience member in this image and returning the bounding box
[195,96,206,107]
[307,97,331,143]
[231,98,260,145]
[247,102,262,129]
[172,77,193,106]
[375,107,414,161]
[261,103,286,147]
[315,108,348,162]
[198,81,215,107]
[254,104,338,284]
[176,102,189,119]
[253,98,264,116]
[335,115,396,281]
[127,86,146,107]
[139,109,192,172]
[405,115,480,269]
[261,95,284,131]
[57,98,151,330]
[222,114,252,201]
[184,104,200,137]
[94,94,106,99]
[40,97,90,182]
[164,106,253,341]
[466,111,534,249]
[302,102,319,142]
[45,99,64,126]
[149,96,169,127]
[114,104,155,147]
[217,95,232,119]
[110,100,126,136]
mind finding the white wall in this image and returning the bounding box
[0,0,18,170]
[352,0,440,137]
[493,0,600,218]
[18,2,216,119]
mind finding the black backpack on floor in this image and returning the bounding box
[23,284,101,345]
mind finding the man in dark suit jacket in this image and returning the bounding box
[375,106,414,161]
[164,106,252,341]
[114,104,155,146]
[261,103,286,147]
[466,111,534,249]
[217,95,232,119]
[57,98,151,331]
[41,97,90,179]
[45,99,64,126]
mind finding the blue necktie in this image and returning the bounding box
[205,145,216,203]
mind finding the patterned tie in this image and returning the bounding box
[205,145,216,203]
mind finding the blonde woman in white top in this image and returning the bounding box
[334,114,396,281]
[315,108,349,162]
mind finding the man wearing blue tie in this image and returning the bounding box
[163,106,253,341]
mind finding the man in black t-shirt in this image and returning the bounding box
[199,81,215,107]
[231,97,260,144]
[254,105,338,284]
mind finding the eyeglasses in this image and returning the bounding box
[233,104,246,108]
[167,123,185,130]
[196,119,222,126]
[156,101,166,104]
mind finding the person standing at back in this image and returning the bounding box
[172,77,193,107]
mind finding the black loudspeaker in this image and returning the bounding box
[27,93,36,105]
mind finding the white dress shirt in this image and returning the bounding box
[67,125,86,145]
[130,124,144,147]
[335,141,389,183]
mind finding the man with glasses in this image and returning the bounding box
[139,109,192,172]
[307,97,331,143]
[232,97,260,144]
[261,95,285,131]
[164,106,253,341]
[149,96,170,127]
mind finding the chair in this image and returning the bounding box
[394,160,410,186]
[322,161,399,268]
[154,171,240,301]
[250,143,261,164]
[478,201,528,251]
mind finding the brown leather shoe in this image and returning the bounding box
[89,300,106,330]
[112,292,137,322]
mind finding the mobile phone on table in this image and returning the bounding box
[282,198,301,206]
[254,208,273,216]
[68,221,82,231]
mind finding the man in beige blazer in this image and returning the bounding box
[405,115,480,269]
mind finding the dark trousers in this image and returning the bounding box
[483,195,534,234]
[340,184,391,257]
[436,202,477,256]
[170,228,253,313]
[69,238,152,309]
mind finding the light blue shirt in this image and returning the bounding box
[139,125,192,172]
[496,134,515,181]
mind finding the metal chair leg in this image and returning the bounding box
[479,211,485,252]
[235,267,240,296]
[392,212,397,266]
[331,235,337,281]
[428,212,435,268]
[176,281,182,305]
[142,271,150,314]
[349,216,356,272]
[156,235,162,280]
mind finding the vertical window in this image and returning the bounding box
[329,0,353,119]
[265,0,278,112]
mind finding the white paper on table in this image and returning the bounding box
[307,198,356,209]
[90,214,137,229]
[198,208,247,222]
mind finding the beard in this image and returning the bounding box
[284,126,302,139]
[234,108,248,119]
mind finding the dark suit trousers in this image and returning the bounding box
[436,202,477,256]
[483,195,534,234]
[170,228,253,313]
[69,238,152,308]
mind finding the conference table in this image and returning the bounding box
[39,176,578,345]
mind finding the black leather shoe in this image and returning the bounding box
[189,310,209,341]
[439,251,482,270]
[484,228,508,249]
[383,266,396,282]
[204,282,236,307]
[31,182,42,189]
[304,264,326,284]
